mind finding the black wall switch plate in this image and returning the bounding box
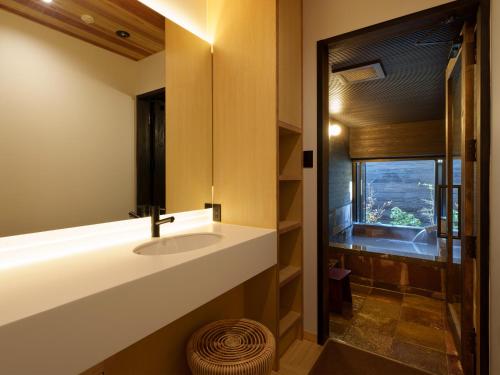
[204,203,222,222]
[303,150,313,168]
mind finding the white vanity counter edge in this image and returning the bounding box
[0,209,277,375]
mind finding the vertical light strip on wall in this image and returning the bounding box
[137,0,213,44]
[211,50,215,205]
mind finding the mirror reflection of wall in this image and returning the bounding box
[0,3,212,237]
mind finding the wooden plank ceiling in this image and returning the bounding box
[0,0,165,60]
[328,18,463,127]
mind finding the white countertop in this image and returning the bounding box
[0,209,277,374]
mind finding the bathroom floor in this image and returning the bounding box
[329,284,463,375]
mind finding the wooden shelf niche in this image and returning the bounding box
[276,0,303,361]
[279,130,302,179]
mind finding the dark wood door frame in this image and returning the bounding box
[136,88,166,216]
[316,2,490,374]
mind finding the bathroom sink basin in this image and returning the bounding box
[133,233,223,255]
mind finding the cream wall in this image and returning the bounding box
[136,50,166,95]
[490,1,499,373]
[0,10,164,237]
[302,0,453,336]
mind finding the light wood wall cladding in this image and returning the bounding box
[278,0,302,128]
[243,266,278,340]
[165,19,212,213]
[349,120,445,159]
[209,0,277,229]
[0,0,164,60]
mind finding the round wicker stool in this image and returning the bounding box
[187,319,275,375]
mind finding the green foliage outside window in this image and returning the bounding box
[389,207,422,227]
[365,183,392,224]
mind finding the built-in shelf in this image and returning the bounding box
[279,265,301,287]
[279,311,301,338]
[279,174,302,181]
[277,0,303,361]
[278,121,302,136]
[278,220,301,234]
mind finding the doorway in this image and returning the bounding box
[316,2,490,374]
[136,88,166,216]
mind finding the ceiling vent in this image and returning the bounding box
[332,61,386,84]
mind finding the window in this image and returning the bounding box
[354,159,441,228]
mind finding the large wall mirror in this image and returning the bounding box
[0,1,213,237]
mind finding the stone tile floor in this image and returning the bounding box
[330,284,463,375]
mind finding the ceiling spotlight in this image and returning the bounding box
[42,0,53,3]
[329,123,342,138]
[116,30,130,39]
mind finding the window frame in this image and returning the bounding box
[352,157,444,227]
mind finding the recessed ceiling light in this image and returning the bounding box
[42,0,52,3]
[116,30,130,39]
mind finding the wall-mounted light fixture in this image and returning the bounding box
[330,97,343,114]
[329,123,342,137]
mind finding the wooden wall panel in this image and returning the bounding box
[209,0,277,228]
[244,266,278,339]
[349,120,445,159]
[165,19,212,213]
[278,0,302,128]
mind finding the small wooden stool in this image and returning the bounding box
[329,268,352,314]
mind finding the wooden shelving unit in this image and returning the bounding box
[279,310,301,336]
[278,220,301,234]
[278,120,302,135]
[276,0,303,362]
[279,174,302,181]
[279,265,301,287]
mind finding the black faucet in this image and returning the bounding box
[150,206,175,237]
[128,206,175,237]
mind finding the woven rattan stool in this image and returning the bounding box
[187,318,275,375]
